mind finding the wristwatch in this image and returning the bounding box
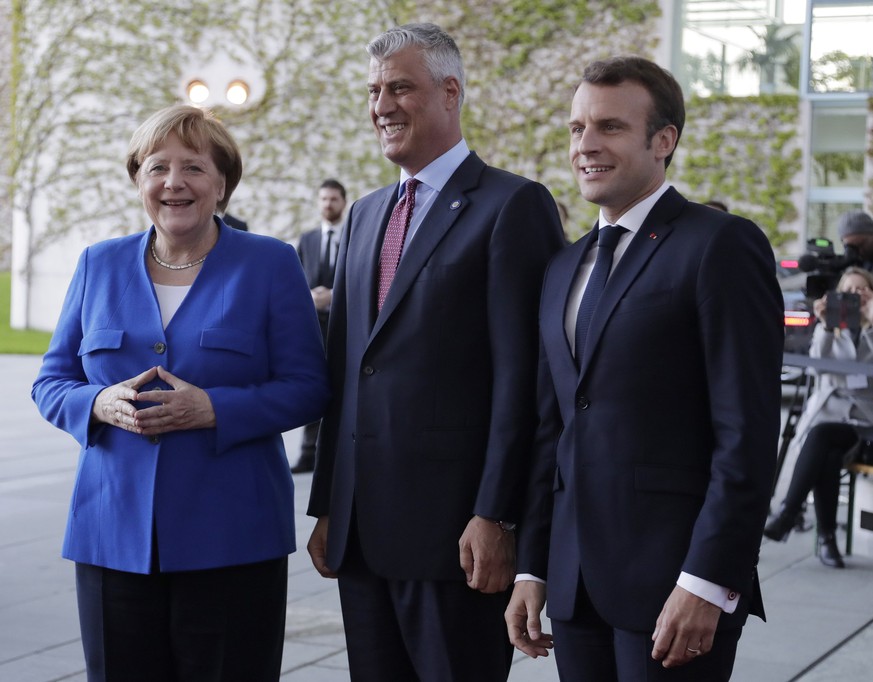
[495,520,516,533]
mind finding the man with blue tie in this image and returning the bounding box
[306,22,565,682]
[294,179,347,473]
[506,56,784,680]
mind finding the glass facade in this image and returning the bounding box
[676,0,872,247]
[679,1,805,96]
[806,2,872,243]
[808,2,873,93]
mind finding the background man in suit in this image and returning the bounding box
[221,211,248,231]
[506,56,784,680]
[293,178,347,473]
[306,23,565,682]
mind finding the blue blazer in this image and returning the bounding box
[32,221,330,574]
[517,188,784,632]
[308,153,565,580]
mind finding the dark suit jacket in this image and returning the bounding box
[517,188,783,632]
[222,213,248,231]
[298,227,337,289]
[298,227,338,336]
[308,152,565,580]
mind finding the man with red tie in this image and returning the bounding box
[306,22,564,682]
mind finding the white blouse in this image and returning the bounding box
[153,283,191,330]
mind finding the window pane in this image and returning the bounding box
[809,3,873,93]
[680,1,805,96]
[806,201,863,241]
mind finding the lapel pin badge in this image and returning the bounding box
[450,200,461,210]
[649,232,657,239]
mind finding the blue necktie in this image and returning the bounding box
[574,224,627,365]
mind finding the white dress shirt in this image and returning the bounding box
[563,182,669,357]
[395,138,470,257]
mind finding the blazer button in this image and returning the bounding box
[576,396,590,410]
[149,435,160,444]
[362,366,375,376]
[153,342,167,354]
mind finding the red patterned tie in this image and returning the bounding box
[378,178,420,311]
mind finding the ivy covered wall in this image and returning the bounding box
[0,1,11,269]
[867,97,873,211]
[8,2,660,236]
[672,94,803,250]
[5,0,818,329]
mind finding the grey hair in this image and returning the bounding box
[367,23,466,109]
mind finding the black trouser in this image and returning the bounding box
[337,523,513,682]
[552,574,741,681]
[783,421,858,533]
[75,557,288,682]
[297,420,320,467]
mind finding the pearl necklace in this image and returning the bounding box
[150,237,209,270]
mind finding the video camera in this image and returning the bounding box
[797,237,861,300]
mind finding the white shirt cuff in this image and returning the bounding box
[677,572,740,614]
[514,573,546,584]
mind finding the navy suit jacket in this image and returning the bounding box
[298,227,337,290]
[298,226,337,337]
[308,153,565,580]
[33,221,330,573]
[517,188,783,631]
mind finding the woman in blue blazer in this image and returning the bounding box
[32,105,330,681]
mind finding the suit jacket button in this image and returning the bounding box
[153,342,167,354]
[149,435,160,444]
[363,366,375,376]
[576,396,590,409]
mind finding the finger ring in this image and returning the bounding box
[686,647,701,655]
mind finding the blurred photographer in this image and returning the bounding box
[838,210,873,267]
[766,266,873,567]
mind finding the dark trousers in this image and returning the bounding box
[783,421,858,533]
[551,576,740,681]
[297,420,320,467]
[337,525,513,682]
[298,314,328,471]
[75,557,288,682]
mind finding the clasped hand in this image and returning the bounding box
[91,366,216,435]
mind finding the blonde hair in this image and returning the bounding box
[126,105,242,213]
[838,266,873,292]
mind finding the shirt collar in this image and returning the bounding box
[398,138,470,196]
[321,219,342,234]
[598,181,670,235]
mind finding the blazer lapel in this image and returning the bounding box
[577,189,685,380]
[346,187,397,335]
[370,154,485,341]
[541,237,595,410]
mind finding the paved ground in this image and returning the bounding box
[2,354,872,681]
